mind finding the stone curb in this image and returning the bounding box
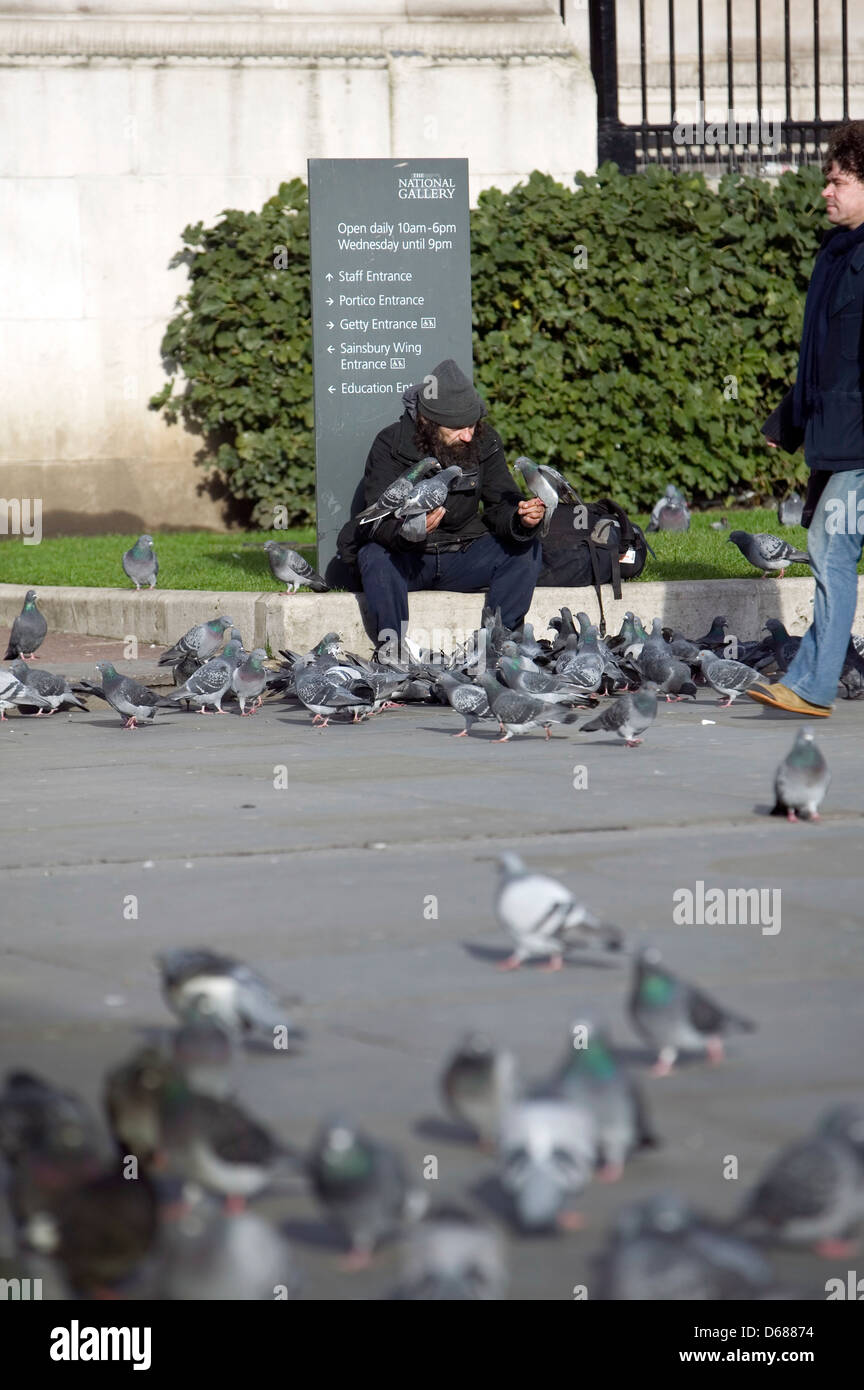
[2,576,853,657]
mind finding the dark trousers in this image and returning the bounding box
[358,532,542,644]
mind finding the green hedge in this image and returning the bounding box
[150,164,825,526]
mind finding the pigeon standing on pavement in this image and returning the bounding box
[439,1033,518,1146]
[94,661,164,729]
[161,653,234,714]
[307,1118,425,1270]
[434,671,492,737]
[477,672,582,742]
[771,728,830,822]
[697,650,763,706]
[498,1097,596,1232]
[122,534,159,590]
[231,648,269,716]
[545,1019,659,1181]
[778,492,804,527]
[158,616,234,668]
[157,948,303,1047]
[263,542,329,595]
[728,531,810,577]
[513,456,580,537]
[736,1106,864,1254]
[392,1206,507,1300]
[629,947,756,1076]
[493,851,623,971]
[580,683,659,746]
[8,662,87,715]
[0,668,52,719]
[4,590,47,660]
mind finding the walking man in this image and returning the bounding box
[751,122,864,716]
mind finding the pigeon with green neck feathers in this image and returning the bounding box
[772,727,830,822]
[4,590,47,660]
[158,616,234,668]
[629,946,755,1076]
[95,661,164,729]
[161,649,236,713]
[231,648,269,715]
[355,455,440,527]
[122,534,158,590]
[307,1118,425,1270]
[477,672,584,742]
[543,1019,658,1181]
[263,542,328,595]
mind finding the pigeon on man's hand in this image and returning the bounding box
[263,542,328,595]
[355,457,440,527]
[771,727,830,822]
[4,590,48,660]
[393,465,463,519]
[122,534,158,590]
[513,456,580,537]
[629,946,755,1076]
[728,531,809,577]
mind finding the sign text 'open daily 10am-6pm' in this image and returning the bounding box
[308,159,472,579]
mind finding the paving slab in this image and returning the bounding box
[1,680,862,1300]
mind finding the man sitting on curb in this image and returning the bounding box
[754,122,864,718]
[357,359,544,654]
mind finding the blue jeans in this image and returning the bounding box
[784,468,864,706]
[358,532,542,645]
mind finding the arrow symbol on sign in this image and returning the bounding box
[326,297,334,305]
[326,321,334,329]
[328,385,335,394]
[325,273,333,281]
[327,345,335,353]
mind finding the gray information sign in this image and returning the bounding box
[308,158,472,581]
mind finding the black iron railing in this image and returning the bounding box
[589,0,855,174]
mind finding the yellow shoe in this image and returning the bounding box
[745,682,832,717]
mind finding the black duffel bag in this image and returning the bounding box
[538,496,651,634]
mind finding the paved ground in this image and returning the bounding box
[1,642,863,1300]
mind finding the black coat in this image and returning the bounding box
[763,229,864,471]
[361,412,535,553]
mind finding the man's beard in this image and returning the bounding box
[414,417,485,471]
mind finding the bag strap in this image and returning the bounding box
[586,539,608,636]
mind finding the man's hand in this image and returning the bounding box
[517,498,546,528]
[765,438,779,449]
[425,507,446,533]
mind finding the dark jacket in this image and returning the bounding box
[763,230,864,471]
[361,412,535,553]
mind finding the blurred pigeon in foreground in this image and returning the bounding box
[647,485,690,532]
[4,590,47,660]
[771,727,830,822]
[737,1106,864,1255]
[9,661,87,714]
[580,683,658,746]
[498,1097,596,1232]
[157,1191,301,1299]
[440,1033,517,1145]
[355,456,440,527]
[629,947,755,1076]
[697,650,762,706]
[159,616,234,667]
[122,534,158,590]
[778,492,804,527]
[157,948,303,1047]
[596,1193,779,1300]
[307,1118,426,1269]
[0,668,52,719]
[494,851,623,971]
[264,541,328,594]
[546,1019,658,1181]
[513,456,579,537]
[392,1206,507,1300]
[95,661,163,729]
[728,531,809,577]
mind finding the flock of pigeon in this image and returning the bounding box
[2,858,861,1301]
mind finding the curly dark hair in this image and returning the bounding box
[823,121,864,181]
